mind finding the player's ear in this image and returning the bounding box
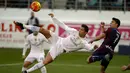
[116,23,118,27]
[85,31,88,34]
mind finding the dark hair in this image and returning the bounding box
[112,17,120,27]
[81,24,89,32]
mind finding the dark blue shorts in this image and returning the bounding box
[89,47,113,70]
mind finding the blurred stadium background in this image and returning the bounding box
[0,0,130,73]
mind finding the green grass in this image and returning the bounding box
[0,48,130,73]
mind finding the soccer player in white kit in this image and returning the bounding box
[14,13,96,73]
[22,31,48,73]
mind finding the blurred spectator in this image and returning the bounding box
[65,0,76,9]
[87,0,98,9]
[47,0,53,9]
[87,0,98,6]
[102,0,113,10]
[26,12,40,34]
[114,0,123,6]
[126,0,130,10]
[78,0,86,9]
[19,0,28,8]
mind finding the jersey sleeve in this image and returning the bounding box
[52,17,77,34]
[83,40,94,51]
[22,36,30,56]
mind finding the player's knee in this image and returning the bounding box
[86,56,92,64]
[23,64,29,67]
[23,61,32,67]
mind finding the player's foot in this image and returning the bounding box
[121,65,127,71]
[22,70,28,73]
[13,21,24,30]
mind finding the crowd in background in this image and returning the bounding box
[0,0,130,11]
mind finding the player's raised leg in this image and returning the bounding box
[13,21,51,39]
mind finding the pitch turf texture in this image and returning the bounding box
[0,48,130,73]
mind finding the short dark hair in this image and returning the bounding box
[81,24,89,32]
[112,17,120,27]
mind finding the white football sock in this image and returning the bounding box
[22,67,27,71]
[27,62,44,73]
[40,66,47,73]
[23,25,40,32]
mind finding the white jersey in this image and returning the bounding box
[51,17,94,52]
[22,33,48,56]
[61,30,92,52]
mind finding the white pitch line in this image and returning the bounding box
[0,63,23,67]
[50,63,120,68]
[0,63,120,68]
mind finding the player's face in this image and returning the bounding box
[110,20,118,28]
[33,31,38,36]
[79,27,87,37]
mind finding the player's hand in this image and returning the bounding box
[48,13,54,18]
[94,45,98,49]
[88,40,94,44]
[100,22,105,28]
[22,55,26,60]
[121,65,127,71]
[13,21,16,25]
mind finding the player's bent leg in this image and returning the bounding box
[87,55,102,64]
[100,57,110,73]
[26,52,53,73]
[23,61,32,68]
[100,65,106,73]
[121,64,130,71]
[87,55,93,64]
[22,61,32,71]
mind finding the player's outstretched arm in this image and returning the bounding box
[22,36,30,59]
[100,22,105,33]
[84,42,98,51]
[89,33,106,43]
[49,13,76,32]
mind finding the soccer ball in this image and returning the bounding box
[30,1,41,12]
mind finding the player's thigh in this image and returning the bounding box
[100,53,113,70]
[24,55,35,65]
[49,31,59,44]
[23,61,32,67]
[49,45,64,60]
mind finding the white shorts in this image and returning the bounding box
[24,53,45,63]
[48,31,65,60]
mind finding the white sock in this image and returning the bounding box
[22,67,27,71]
[27,62,44,73]
[40,66,47,73]
[23,25,40,32]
